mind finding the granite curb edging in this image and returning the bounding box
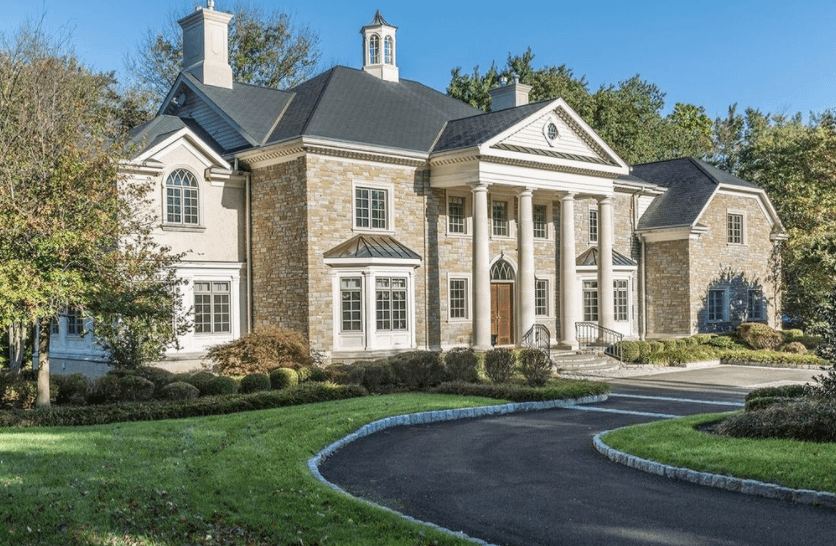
[593,429,836,510]
[308,394,608,546]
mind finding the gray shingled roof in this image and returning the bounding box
[129,115,225,156]
[576,247,637,267]
[632,157,762,231]
[324,234,421,261]
[266,66,480,152]
[432,101,549,153]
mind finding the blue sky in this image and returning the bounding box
[4,0,835,120]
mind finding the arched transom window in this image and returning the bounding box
[384,35,394,64]
[490,259,516,281]
[166,168,199,225]
[368,34,380,64]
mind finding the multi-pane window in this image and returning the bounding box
[448,196,465,234]
[66,309,85,336]
[340,278,362,332]
[376,277,407,331]
[194,281,230,334]
[533,204,547,239]
[449,278,468,319]
[355,187,387,230]
[589,209,598,243]
[583,280,599,322]
[384,36,394,64]
[708,289,726,322]
[166,169,199,225]
[368,35,380,64]
[492,200,508,236]
[535,279,548,316]
[728,213,743,244]
[748,289,765,321]
[614,279,628,321]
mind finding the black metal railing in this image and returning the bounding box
[575,322,624,361]
[522,324,551,360]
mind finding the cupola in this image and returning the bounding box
[360,11,399,82]
[178,0,234,89]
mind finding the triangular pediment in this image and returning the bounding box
[492,104,621,168]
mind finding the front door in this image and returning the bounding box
[491,283,514,345]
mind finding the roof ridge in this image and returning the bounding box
[686,157,721,185]
[295,67,340,137]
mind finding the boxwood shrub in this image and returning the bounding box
[118,375,155,402]
[389,351,445,390]
[88,374,122,405]
[54,373,89,405]
[240,373,271,394]
[484,348,517,384]
[204,375,239,396]
[158,381,200,401]
[270,367,299,390]
[184,372,216,396]
[518,349,551,387]
[444,347,479,383]
[716,399,836,442]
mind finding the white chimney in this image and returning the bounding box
[488,74,532,111]
[178,1,234,89]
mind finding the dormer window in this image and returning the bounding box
[384,35,394,64]
[369,35,380,64]
[165,168,199,225]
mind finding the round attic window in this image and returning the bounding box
[543,121,559,146]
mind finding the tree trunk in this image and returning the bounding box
[7,322,26,374]
[34,320,50,408]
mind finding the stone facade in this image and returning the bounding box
[644,239,691,336]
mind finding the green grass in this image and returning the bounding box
[602,413,836,493]
[0,394,505,546]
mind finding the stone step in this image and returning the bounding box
[551,350,620,372]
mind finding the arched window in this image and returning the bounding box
[384,35,394,65]
[490,259,516,281]
[166,168,199,225]
[369,34,380,64]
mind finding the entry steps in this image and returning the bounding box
[551,350,620,373]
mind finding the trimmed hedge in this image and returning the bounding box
[240,373,271,394]
[204,376,239,396]
[158,381,200,401]
[430,379,609,402]
[388,351,445,390]
[270,368,299,390]
[737,323,784,351]
[118,375,155,402]
[444,348,479,383]
[720,350,824,367]
[0,382,367,428]
[716,399,836,442]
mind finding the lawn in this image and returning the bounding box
[601,412,836,494]
[0,394,505,546]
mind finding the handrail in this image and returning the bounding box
[522,324,550,361]
[575,322,623,361]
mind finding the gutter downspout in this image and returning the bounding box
[240,158,253,334]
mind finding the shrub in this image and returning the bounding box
[326,363,365,385]
[204,376,239,396]
[54,373,89,405]
[720,350,823,367]
[296,365,327,383]
[618,341,641,363]
[118,375,155,402]
[206,327,312,375]
[716,399,836,442]
[389,351,445,390]
[136,367,175,392]
[444,348,479,382]
[240,373,271,394]
[745,384,807,402]
[737,322,784,351]
[184,372,216,396]
[683,336,700,347]
[783,328,804,341]
[806,363,836,400]
[648,341,664,353]
[0,373,37,410]
[636,341,653,357]
[270,368,299,390]
[430,379,610,402]
[484,348,517,384]
[708,335,737,349]
[88,374,122,404]
[692,334,714,345]
[158,381,200,401]
[518,349,551,387]
[782,341,808,355]
[661,339,678,352]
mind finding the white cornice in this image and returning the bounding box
[236,137,429,169]
[637,225,708,242]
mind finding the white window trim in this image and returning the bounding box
[490,193,516,240]
[588,206,599,244]
[446,273,472,322]
[161,165,206,232]
[534,274,555,318]
[726,209,747,246]
[193,279,233,336]
[446,191,471,237]
[613,278,630,322]
[532,201,553,241]
[352,180,395,234]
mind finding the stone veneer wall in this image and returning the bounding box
[644,239,691,336]
[688,193,779,332]
[304,155,428,355]
[250,157,310,335]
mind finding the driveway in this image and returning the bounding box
[318,366,832,546]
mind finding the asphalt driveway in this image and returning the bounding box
[318,366,833,546]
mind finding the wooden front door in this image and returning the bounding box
[491,283,514,345]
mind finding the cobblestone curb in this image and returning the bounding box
[308,394,607,546]
[593,429,836,509]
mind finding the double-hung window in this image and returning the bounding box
[583,280,599,322]
[67,309,85,336]
[166,168,199,225]
[614,280,628,321]
[340,278,362,332]
[492,200,508,236]
[748,289,765,321]
[708,289,726,322]
[448,196,465,234]
[727,213,743,244]
[376,277,407,331]
[194,281,230,334]
[533,204,547,239]
[589,209,599,243]
[535,279,548,316]
[449,278,468,319]
[355,187,388,230]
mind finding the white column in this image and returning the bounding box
[518,187,535,343]
[560,193,578,348]
[598,196,615,333]
[363,271,375,350]
[471,183,492,350]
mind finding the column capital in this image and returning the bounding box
[596,194,614,205]
[468,181,490,192]
[561,192,576,201]
[517,186,535,197]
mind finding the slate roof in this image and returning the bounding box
[266,66,481,152]
[432,101,550,153]
[631,157,762,231]
[129,114,225,157]
[323,234,422,261]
